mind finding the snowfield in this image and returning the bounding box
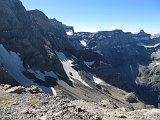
[56,52,91,88]
[0,44,57,95]
[88,73,106,85]
[81,71,106,85]
[80,39,87,47]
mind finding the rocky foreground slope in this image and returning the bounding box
[1,84,160,120]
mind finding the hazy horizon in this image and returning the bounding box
[21,0,160,34]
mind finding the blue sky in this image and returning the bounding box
[21,0,160,34]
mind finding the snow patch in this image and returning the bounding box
[83,72,106,85]
[149,61,160,67]
[138,43,160,48]
[56,52,91,88]
[51,87,57,96]
[0,44,56,95]
[95,50,103,55]
[68,59,74,65]
[144,43,160,48]
[92,75,105,85]
[84,61,95,66]
[156,62,160,65]
[28,69,59,81]
[66,30,73,36]
[80,39,87,47]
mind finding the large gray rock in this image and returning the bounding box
[125,93,138,103]
[5,86,26,94]
[26,86,42,94]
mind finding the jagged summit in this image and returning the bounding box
[50,18,74,36]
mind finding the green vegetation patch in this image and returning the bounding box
[26,99,42,106]
[0,96,16,104]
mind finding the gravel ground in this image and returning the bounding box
[0,84,160,120]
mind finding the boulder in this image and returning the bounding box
[1,84,12,90]
[5,86,26,94]
[27,86,42,94]
[125,93,138,103]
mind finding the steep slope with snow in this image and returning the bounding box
[0,0,73,95]
[0,44,57,95]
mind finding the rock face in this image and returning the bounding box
[5,86,26,94]
[26,86,42,94]
[125,93,139,103]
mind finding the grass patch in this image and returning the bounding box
[19,109,29,116]
[0,96,16,104]
[0,105,10,110]
[26,99,42,106]
[0,96,16,110]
